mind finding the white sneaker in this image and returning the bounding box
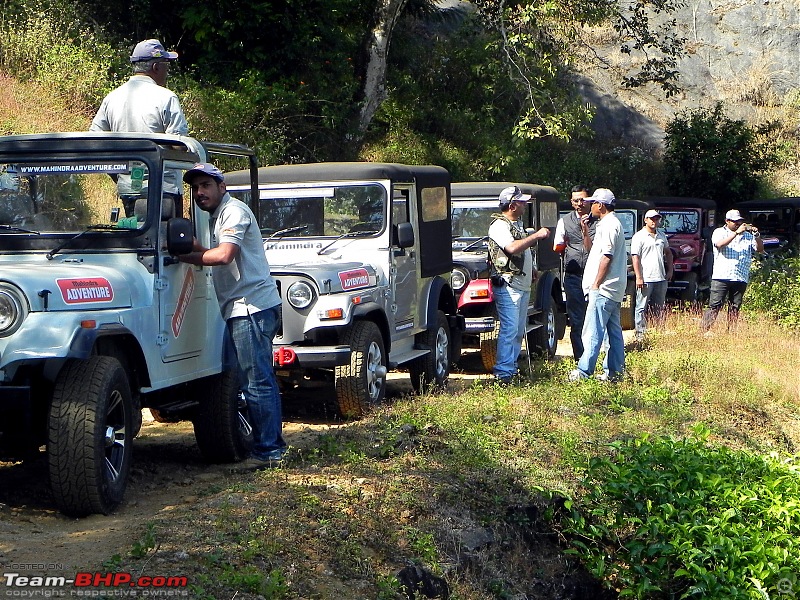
[568,369,587,382]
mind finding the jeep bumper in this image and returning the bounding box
[273,345,351,368]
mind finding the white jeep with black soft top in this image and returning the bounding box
[224,162,462,418]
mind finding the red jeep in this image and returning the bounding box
[648,197,717,303]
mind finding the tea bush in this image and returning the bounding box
[745,254,800,331]
[561,426,800,599]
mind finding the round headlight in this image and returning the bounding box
[287,281,315,309]
[0,284,27,337]
[450,267,468,292]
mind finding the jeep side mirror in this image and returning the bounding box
[395,222,414,248]
[166,217,194,255]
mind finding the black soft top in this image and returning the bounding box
[225,162,449,188]
[451,181,560,203]
[737,197,800,209]
[647,196,717,210]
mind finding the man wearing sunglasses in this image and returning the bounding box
[701,209,764,333]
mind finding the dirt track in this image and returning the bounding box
[0,337,589,582]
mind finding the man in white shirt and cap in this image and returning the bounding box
[701,208,763,332]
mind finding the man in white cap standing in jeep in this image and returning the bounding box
[487,185,550,385]
[90,39,188,215]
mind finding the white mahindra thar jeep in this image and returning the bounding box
[0,132,259,516]
[224,163,463,418]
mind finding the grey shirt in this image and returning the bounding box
[90,75,188,195]
[210,193,281,321]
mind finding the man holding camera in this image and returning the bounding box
[701,209,764,332]
[487,186,550,385]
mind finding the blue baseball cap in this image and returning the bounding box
[183,163,224,183]
[130,39,179,63]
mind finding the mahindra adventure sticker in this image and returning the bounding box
[56,277,114,304]
[338,268,371,291]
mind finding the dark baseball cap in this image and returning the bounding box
[183,163,224,183]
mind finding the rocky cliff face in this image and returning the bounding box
[583,0,800,152]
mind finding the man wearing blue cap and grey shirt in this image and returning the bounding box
[179,162,286,471]
[487,185,550,384]
[90,39,188,214]
[568,188,627,382]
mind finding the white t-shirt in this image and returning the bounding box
[582,211,627,302]
[488,217,533,292]
[210,193,281,320]
[630,228,669,282]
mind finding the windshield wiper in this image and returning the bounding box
[46,224,120,260]
[0,224,39,234]
[264,225,308,244]
[317,230,373,255]
[462,236,489,252]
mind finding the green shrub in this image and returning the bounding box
[0,5,119,113]
[744,254,800,331]
[561,426,800,599]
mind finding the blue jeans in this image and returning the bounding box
[563,273,588,359]
[492,283,530,380]
[227,305,286,460]
[634,280,668,335]
[577,290,624,378]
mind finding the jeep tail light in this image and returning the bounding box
[318,308,344,320]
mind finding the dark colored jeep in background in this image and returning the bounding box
[736,197,800,254]
[225,163,462,418]
[648,197,717,303]
[450,182,565,371]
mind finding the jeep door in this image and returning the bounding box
[390,187,418,336]
[158,160,210,362]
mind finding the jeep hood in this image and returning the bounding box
[0,263,133,311]
[270,261,379,294]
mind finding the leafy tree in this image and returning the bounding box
[663,103,778,210]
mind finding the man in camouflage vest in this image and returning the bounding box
[487,186,550,384]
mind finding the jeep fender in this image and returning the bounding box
[420,276,461,333]
[351,302,391,352]
[533,271,559,312]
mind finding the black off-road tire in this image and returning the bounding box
[409,310,450,394]
[335,321,387,419]
[192,369,253,463]
[479,308,499,372]
[48,356,133,517]
[529,302,559,359]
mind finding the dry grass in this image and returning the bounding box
[0,72,90,134]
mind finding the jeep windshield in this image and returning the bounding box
[660,210,700,235]
[747,206,797,235]
[0,160,159,234]
[238,184,387,239]
[452,200,531,250]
